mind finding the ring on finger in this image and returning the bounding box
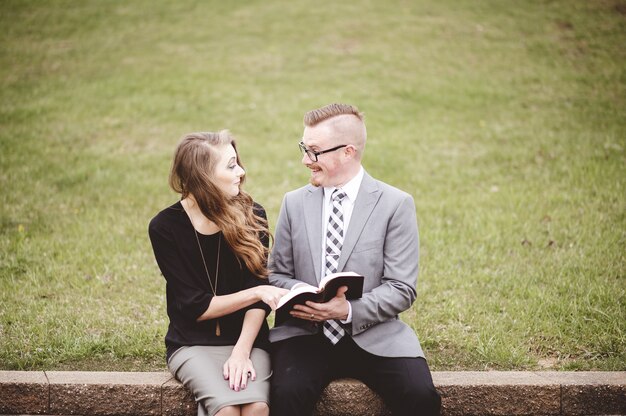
[310,313,315,319]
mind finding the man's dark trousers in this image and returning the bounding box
[270,333,441,416]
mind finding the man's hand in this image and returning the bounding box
[290,286,349,322]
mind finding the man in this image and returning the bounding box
[268,103,441,416]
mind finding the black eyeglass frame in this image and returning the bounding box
[298,141,348,162]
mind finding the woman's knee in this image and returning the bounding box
[241,401,268,416]
[215,405,240,416]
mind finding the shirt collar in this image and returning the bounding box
[324,166,364,203]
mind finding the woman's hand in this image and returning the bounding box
[223,347,255,391]
[255,285,289,310]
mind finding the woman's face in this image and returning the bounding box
[213,143,245,197]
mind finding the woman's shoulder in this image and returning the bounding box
[149,201,184,232]
[252,201,266,219]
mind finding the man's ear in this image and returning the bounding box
[344,144,358,158]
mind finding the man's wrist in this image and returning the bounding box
[340,301,352,323]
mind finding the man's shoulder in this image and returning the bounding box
[283,183,317,200]
[365,174,413,202]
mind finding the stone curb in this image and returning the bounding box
[0,371,624,415]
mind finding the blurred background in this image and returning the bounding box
[1,0,624,371]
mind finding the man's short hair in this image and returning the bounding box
[304,103,364,126]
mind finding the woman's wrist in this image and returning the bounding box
[232,344,251,357]
[251,286,264,302]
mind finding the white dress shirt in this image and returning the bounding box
[320,166,364,323]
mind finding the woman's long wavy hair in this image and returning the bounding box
[169,131,270,278]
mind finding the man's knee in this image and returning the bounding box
[270,368,324,415]
[271,368,317,397]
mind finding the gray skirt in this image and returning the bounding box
[168,345,271,416]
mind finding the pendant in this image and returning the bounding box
[216,320,221,336]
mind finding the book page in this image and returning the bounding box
[318,271,361,288]
[276,283,319,309]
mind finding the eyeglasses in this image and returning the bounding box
[298,141,348,162]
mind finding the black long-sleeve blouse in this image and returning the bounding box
[148,201,271,361]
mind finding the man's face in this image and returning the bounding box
[301,123,347,188]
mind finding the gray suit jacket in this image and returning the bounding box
[269,171,424,358]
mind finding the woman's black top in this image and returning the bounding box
[148,201,271,361]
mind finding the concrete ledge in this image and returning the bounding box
[47,372,171,416]
[0,371,624,415]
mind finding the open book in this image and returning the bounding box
[274,271,365,325]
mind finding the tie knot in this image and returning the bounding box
[331,189,347,202]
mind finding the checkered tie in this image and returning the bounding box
[323,189,347,344]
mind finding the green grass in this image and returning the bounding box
[1,0,624,371]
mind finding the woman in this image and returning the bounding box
[149,131,288,416]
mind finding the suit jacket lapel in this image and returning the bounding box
[303,185,324,283]
[338,172,381,272]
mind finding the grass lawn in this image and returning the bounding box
[1,0,624,371]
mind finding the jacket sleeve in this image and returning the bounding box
[349,194,419,336]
